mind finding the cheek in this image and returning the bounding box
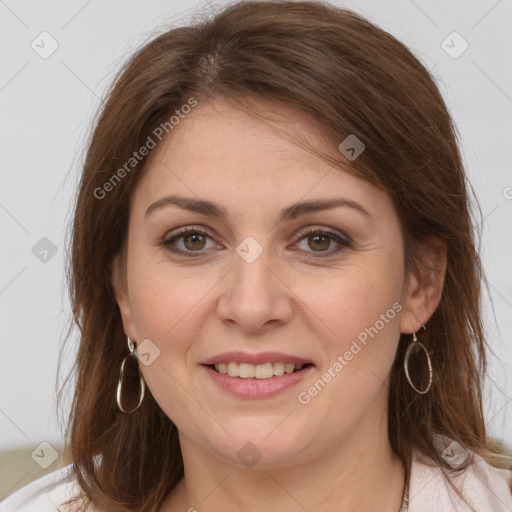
[294,250,405,385]
[127,251,213,341]
[126,266,205,419]
[292,271,403,428]
[125,258,221,384]
[302,260,403,342]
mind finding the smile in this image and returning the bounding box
[209,362,310,379]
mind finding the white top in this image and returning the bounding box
[1,448,511,511]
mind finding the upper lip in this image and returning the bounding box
[202,351,314,366]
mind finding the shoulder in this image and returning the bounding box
[408,440,512,512]
[0,464,98,512]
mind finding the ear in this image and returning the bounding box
[400,235,447,334]
[110,252,139,340]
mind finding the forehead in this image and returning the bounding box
[149,96,337,170]
[132,96,387,220]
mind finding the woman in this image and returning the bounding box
[2,1,511,511]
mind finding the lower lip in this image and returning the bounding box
[202,365,314,399]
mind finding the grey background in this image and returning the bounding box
[1,0,511,468]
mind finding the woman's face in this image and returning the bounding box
[112,96,428,469]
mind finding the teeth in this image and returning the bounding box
[213,362,307,379]
[227,362,239,377]
[239,363,255,378]
[273,362,284,376]
[284,363,295,374]
[255,362,273,379]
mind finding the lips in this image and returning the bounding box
[200,351,315,397]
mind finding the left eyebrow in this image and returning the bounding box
[279,197,373,221]
[145,194,373,222]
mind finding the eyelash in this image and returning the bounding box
[157,226,352,259]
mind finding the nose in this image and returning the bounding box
[216,247,293,334]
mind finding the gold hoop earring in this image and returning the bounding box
[116,336,146,413]
[404,326,432,394]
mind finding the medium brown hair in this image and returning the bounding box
[58,1,511,510]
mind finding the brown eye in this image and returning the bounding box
[307,233,332,251]
[182,233,207,251]
[160,227,219,258]
[293,228,351,258]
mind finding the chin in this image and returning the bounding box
[198,420,313,469]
